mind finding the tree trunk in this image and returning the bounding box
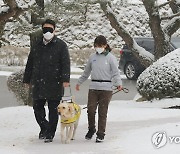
[30,0,44,47]
[99,1,153,68]
[30,0,44,49]
[142,0,171,60]
[169,0,180,14]
[165,18,180,36]
[27,0,44,106]
[165,0,180,36]
[31,0,44,26]
[0,22,6,47]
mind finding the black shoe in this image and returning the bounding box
[44,138,53,143]
[44,134,53,143]
[85,129,96,140]
[39,130,47,140]
[96,134,104,143]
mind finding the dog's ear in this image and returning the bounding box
[68,104,74,113]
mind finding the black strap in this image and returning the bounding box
[91,80,111,82]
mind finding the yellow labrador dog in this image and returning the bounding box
[57,101,81,144]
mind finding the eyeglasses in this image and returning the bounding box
[42,27,54,34]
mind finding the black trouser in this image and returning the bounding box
[33,99,60,138]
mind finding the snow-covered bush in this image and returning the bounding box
[7,70,32,106]
[137,48,180,100]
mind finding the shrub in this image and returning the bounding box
[7,69,33,106]
[137,48,180,100]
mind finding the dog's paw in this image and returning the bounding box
[61,140,66,144]
[65,140,70,144]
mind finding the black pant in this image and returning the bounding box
[33,99,60,138]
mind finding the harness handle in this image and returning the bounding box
[62,85,73,103]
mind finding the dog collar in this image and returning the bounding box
[61,103,81,124]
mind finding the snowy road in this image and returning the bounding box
[0,76,137,108]
[0,76,18,108]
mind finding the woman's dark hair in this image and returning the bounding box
[42,19,56,29]
[94,35,111,51]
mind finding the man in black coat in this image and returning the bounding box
[23,19,70,143]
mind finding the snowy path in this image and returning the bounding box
[1,99,180,154]
[110,116,180,131]
[23,115,180,154]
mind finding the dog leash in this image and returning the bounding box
[111,86,129,94]
[82,87,129,110]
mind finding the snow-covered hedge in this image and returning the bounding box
[7,70,32,106]
[137,48,180,100]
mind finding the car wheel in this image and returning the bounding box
[124,62,138,80]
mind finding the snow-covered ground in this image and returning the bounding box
[1,98,180,154]
[1,66,180,153]
[0,71,13,77]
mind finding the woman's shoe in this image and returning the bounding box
[85,129,96,140]
[96,134,104,143]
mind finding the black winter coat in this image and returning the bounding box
[23,36,70,100]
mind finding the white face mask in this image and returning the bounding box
[43,32,54,40]
[95,48,104,54]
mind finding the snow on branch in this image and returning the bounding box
[161,12,180,20]
[158,0,170,8]
[133,40,154,61]
[0,0,18,22]
[163,16,180,36]
[99,1,154,66]
[0,5,9,14]
[0,0,32,22]
[16,0,36,9]
[77,0,109,5]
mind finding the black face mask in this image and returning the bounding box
[42,27,54,34]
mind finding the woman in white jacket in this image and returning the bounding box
[76,35,122,143]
